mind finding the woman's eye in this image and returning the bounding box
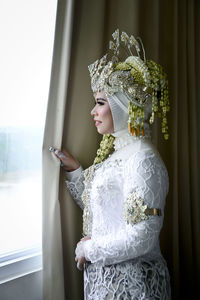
[97,101,104,106]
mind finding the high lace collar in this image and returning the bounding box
[112,124,151,151]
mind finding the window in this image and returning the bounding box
[0,0,57,281]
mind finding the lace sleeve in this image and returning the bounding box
[65,166,85,210]
[81,150,169,265]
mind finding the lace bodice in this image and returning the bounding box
[65,136,169,267]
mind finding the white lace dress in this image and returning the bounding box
[65,133,171,300]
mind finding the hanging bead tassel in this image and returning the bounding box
[137,125,140,136]
[128,122,132,135]
[142,127,145,136]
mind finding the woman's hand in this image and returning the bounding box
[79,236,91,243]
[75,256,86,271]
[51,148,80,172]
[75,236,91,271]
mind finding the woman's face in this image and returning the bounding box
[91,91,114,135]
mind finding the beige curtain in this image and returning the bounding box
[42,0,75,299]
[43,0,200,299]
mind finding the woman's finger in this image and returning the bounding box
[76,257,86,271]
[81,236,91,242]
[77,261,83,271]
[54,149,67,159]
[61,149,71,157]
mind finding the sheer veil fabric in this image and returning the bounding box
[42,0,200,299]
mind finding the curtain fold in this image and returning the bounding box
[42,1,75,299]
[43,0,200,299]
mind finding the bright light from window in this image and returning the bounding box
[0,0,57,255]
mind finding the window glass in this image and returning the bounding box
[0,0,57,255]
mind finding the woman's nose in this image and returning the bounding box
[91,106,97,116]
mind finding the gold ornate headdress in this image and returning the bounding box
[88,29,170,140]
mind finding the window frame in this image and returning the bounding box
[0,246,42,284]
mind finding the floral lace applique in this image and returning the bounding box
[123,191,148,225]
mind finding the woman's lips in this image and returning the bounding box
[94,120,102,127]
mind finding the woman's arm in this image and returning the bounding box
[77,150,169,265]
[52,148,85,209]
[65,166,85,209]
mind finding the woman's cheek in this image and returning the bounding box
[102,106,110,117]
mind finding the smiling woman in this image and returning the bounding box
[0,0,57,274]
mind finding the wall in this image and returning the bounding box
[0,271,42,300]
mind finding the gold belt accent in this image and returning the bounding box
[145,207,162,217]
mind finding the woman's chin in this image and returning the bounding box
[97,127,113,135]
[97,128,104,135]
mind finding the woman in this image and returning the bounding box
[52,29,171,299]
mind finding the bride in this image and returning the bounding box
[52,29,171,299]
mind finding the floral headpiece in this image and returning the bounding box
[88,29,170,140]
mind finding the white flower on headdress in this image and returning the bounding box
[112,29,120,44]
[130,35,140,53]
[121,31,129,45]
